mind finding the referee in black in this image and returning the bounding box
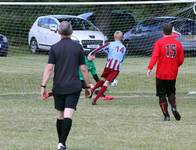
[40,21,91,150]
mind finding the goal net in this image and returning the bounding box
[0,1,195,97]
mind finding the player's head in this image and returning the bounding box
[114,31,123,41]
[58,21,73,37]
[162,23,172,35]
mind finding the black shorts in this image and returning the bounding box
[53,91,81,111]
[156,78,176,97]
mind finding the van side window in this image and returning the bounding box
[38,18,49,29]
[49,18,57,26]
[57,18,97,31]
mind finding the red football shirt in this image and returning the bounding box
[148,36,184,80]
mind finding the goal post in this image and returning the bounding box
[0,1,195,97]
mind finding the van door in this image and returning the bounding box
[48,18,61,45]
[37,18,50,50]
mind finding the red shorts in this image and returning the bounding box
[101,68,119,82]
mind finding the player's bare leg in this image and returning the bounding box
[168,93,181,121]
[57,108,75,150]
[92,80,110,105]
[159,96,170,121]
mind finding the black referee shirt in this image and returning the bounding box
[48,38,85,94]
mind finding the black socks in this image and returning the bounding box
[168,94,177,110]
[59,118,72,146]
[159,97,169,117]
[56,119,63,143]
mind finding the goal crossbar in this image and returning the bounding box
[0,1,195,6]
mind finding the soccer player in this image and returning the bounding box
[89,31,126,105]
[79,54,113,100]
[41,21,91,150]
[147,23,184,121]
[79,54,100,88]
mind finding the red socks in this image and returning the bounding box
[92,80,104,92]
[93,86,107,103]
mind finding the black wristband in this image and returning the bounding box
[40,85,46,88]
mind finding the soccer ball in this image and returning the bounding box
[111,79,118,87]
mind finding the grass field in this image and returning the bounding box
[0,53,196,150]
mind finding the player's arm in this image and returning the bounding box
[178,43,184,67]
[89,62,100,82]
[89,42,110,56]
[148,41,160,70]
[80,65,90,87]
[80,64,92,97]
[41,48,55,100]
[79,46,91,88]
[40,65,54,100]
[147,41,160,78]
[41,64,54,87]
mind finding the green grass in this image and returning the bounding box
[0,53,196,150]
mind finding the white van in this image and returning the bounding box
[28,15,106,53]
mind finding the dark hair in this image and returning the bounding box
[162,23,172,35]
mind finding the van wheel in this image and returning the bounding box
[30,38,39,54]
